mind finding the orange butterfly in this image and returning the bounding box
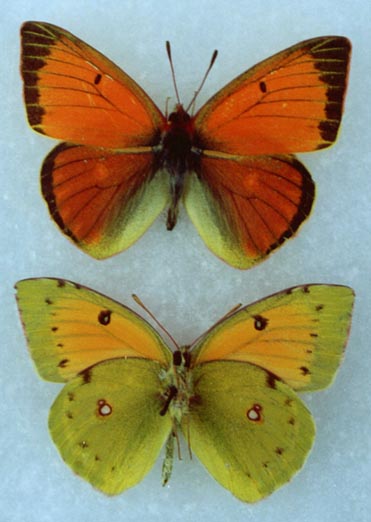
[21,22,351,268]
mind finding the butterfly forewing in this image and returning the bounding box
[15,278,172,382]
[194,36,351,155]
[21,21,165,147]
[191,284,354,391]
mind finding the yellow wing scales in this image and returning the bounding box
[49,358,172,494]
[15,278,171,382]
[192,285,354,391]
[186,361,315,502]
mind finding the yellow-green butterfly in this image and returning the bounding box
[16,278,354,502]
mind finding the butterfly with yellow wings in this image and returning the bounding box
[21,22,351,268]
[16,278,354,502]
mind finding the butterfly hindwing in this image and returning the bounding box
[49,358,172,495]
[41,144,169,258]
[185,360,315,502]
[192,284,354,391]
[184,153,314,268]
[15,278,171,382]
[194,36,351,155]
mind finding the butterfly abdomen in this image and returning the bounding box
[159,105,200,229]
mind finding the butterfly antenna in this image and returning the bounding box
[186,48,218,113]
[166,41,181,105]
[190,303,243,348]
[132,294,180,349]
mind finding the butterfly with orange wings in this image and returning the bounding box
[21,22,351,268]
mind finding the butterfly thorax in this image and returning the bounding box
[159,105,199,230]
[159,347,193,425]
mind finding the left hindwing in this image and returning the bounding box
[49,358,172,495]
[194,36,351,155]
[192,284,354,391]
[40,144,169,259]
[186,360,315,502]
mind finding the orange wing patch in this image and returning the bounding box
[195,37,351,154]
[41,144,168,259]
[21,21,165,147]
[185,153,314,267]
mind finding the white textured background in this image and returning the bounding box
[1,1,370,521]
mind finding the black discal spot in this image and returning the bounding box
[310,333,318,338]
[95,455,101,461]
[246,403,263,422]
[263,462,269,468]
[98,309,112,325]
[58,358,69,368]
[316,304,324,311]
[94,73,102,85]
[259,80,267,93]
[82,368,92,384]
[253,314,268,331]
[275,447,284,456]
[306,349,313,354]
[57,342,64,348]
[57,279,66,288]
[288,417,295,426]
[45,298,53,305]
[300,366,310,376]
[51,326,58,332]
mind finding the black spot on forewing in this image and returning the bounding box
[253,314,268,331]
[316,304,324,311]
[45,298,53,305]
[259,81,267,93]
[94,73,102,85]
[300,366,311,376]
[98,309,112,325]
[58,358,69,368]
